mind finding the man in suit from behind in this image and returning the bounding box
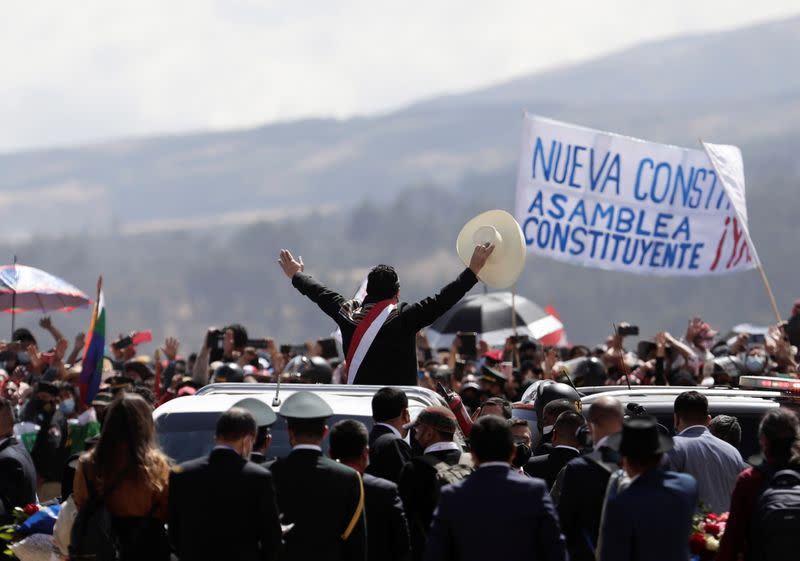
[525,411,584,488]
[168,406,281,561]
[399,406,468,561]
[553,396,623,561]
[366,387,412,484]
[0,397,37,522]
[664,391,747,514]
[330,419,411,561]
[424,416,568,561]
[597,417,698,561]
[270,392,366,561]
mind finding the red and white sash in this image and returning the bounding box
[345,299,397,384]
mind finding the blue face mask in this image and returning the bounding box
[745,355,766,373]
[59,398,75,415]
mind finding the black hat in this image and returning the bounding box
[278,391,333,420]
[124,361,154,381]
[105,375,135,390]
[36,381,59,396]
[480,365,507,385]
[233,397,277,427]
[607,416,673,457]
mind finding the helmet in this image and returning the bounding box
[571,357,607,386]
[532,381,582,421]
[283,355,333,384]
[212,363,244,383]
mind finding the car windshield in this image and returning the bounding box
[157,413,377,464]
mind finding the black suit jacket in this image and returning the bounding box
[168,447,281,561]
[553,447,618,561]
[366,425,412,485]
[0,437,37,521]
[270,449,366,561]
[399,448,464,561]
[424,465,567,561]
[363,473,410,561]
[524,446,581,489]
[292,268,478,386]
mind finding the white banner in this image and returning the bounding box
[514,114,758,276]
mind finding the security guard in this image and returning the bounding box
[270,391,366,561]
[234,397,277,465]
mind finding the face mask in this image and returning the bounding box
[59,398,75,415]
[745,355,766,373]
[542,425,554,436]
[511,443,532,468]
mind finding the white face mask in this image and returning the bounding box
[59,398,75,415]
[543,425,554,436]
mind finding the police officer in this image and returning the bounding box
[234,398,276,465]
[270,391,366,561]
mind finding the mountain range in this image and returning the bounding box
[2,14,799,349]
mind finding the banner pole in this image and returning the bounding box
[757,265,783,323]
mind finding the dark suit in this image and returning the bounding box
[399,448,463,561]
[270,448,366,561]
[598,468,698,561]
[366,424,412,484]
[524,446,581,489]
[554,446,619,561]
[424,465,568,561]
[292,268,478,386]
[168,447,281,561]
[363,473,410,561]
[0,437,37,521]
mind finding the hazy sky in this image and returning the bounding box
[2,1,798,153]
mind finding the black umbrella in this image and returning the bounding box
[425,292,562,349]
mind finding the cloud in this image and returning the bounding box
[1,1,798,152]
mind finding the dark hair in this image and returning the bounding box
[0,397,13,431]
[471,415,513,463]
[131,385,155,405]
[366,265,399,301]
[481,397,512,419]
[553,411,585,444]
[543,399,575,423]
[759,408,800,466]
[287,417,327,439]
[225,324,249,350]
[12,328,36,346]
[216,407,257,441]
[329,419,369,461]
[90,393,169,491]
[372,387,408,422]
[709,414,742,449]
[509,418,529,429]
[674,391,709,425]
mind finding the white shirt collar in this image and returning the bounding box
[424,441,460,454]
[0,436,10,448]
[293,444,323,452]
[678,425,708,436]
[478,461,510,469]
[594,435,610,450]
[376,422,402,439]
[554,445,581,454]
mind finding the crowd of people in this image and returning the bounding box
[0,248,799,560]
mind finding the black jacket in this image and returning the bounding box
[424,465,567,561]
[524,446,581,489]
[292,268,478,386]
[366,424,412,485]
[168,447,281,561]
[270,448,366,561]
[0,437,37,521]
[363,473,410,561]
[398,448,463,561]
[553,446,619,561]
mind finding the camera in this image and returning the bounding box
[616,324,640,337]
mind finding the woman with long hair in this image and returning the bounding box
[72,392,170,560]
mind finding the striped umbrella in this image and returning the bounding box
[425,292,563,349]
[0,261,90,335]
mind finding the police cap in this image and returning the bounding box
[278,391,333,420]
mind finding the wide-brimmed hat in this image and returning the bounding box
[606,416,673,457]
[456,209,526,289]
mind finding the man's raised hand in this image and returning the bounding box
[468,243,495,274]
[278,249,305,278]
